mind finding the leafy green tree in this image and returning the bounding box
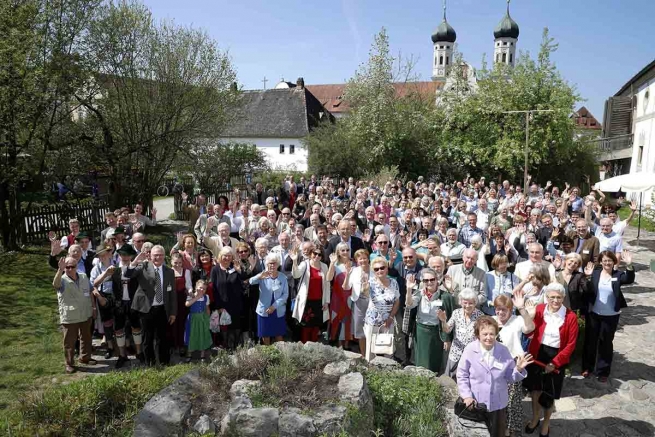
[0,0,100,250]
[77,0,239,208]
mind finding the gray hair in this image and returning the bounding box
[459,288,478,304]
[255,237,268,249]
[545,282,566,297]
[264,253,280,266]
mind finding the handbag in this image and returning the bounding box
[371,324,395,355]
[454,397,490,430]
[209,310,221,333]
[219,310,232,326]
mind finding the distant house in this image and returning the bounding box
[572,106,602,132]
[221,78,334,171]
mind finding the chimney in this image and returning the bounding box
[296,77,305,89]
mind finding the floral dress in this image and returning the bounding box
[365,277,400,327]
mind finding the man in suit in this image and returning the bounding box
[204,222,240,258]
[391,247,424,365]
[568,219,600,267]
[325,219,366,260]
[182,192,207,234]
[303,214,321,241]
[125,245,177,366]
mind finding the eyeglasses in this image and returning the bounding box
[403,256,414,260]
[377,241,389,245]
[312,251,322,257]
[65,266,76,270]
[422,278,436,283]
[237,250,249,254]
[547,295,564,301]
[133,240,144,243]
[373,266,387,272]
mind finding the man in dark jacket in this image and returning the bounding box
[325,219,366,261]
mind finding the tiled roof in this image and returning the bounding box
[223,88,334,138]
[306,81,443,114]
[572,106,602,130]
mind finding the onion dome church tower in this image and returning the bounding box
[493,0,520,67]
[431,0,456,81]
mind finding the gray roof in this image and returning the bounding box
[494,4,519,39]
[223,88,334,138]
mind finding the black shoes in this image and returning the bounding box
[525,420,540,434]
[115,356,129,369]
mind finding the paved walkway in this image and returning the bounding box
[543,225,655,437]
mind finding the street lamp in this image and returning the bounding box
[503,109,554,191]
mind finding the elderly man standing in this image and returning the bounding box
[458,212,486,248]
[326,219,366,260]
[204,222,240,258]
[125,246,177,366]
[394,247,424,365]
[514,242,557,281]
[591,217,623,263]
[445,248,487,305]
[53,256,96,373]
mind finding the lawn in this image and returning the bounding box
[618,207,655,232]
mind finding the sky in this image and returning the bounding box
[141,0,655,122]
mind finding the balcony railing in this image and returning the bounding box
[595,134,633,152]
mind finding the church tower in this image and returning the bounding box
[431,0,456,81]
[494,0,519,67]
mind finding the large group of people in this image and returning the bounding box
[50,174,638,437]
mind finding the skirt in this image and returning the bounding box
[301,299,324,328]
[185,312,212,352]
[507,380,524,432]
[257,312,287,338]
[415,323,445,373]
[524,344,566,401]
[351,298,369,339]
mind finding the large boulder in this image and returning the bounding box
[279,408,317,437]
[311,404,348,436]
[230,379,262,399]
[221,407,279,437]
[193,414,217,435]
[369,356,400,369]
[338,372,373,415]
[133,369,203,437]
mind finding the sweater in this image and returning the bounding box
[528,303,579,369]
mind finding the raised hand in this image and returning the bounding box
[406,273,417,290]
[58,256,67,272]
[289,247,299,262]
[437,308,447,323]
[362,229,371,243]
[151,207,157,217]
[181,192,188,201]
[443,274,453,292]
[584,262,594,276]
[630,201,638,212]
[524,299,536,311]
[516,353,534,372]
[512,288,526,309]
[248,254,256,269]
[623,250,633,265]
[553,254,562,270]
[329,253,338,264]
[551,227,560,238]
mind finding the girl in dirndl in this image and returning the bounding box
[184,280,212,361]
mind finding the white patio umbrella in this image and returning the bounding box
[593,172,655,247]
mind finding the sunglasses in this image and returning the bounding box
[377,241,389,245]
[422,278,436,283]
[373,266,387,272]
[237,250,249,254]
[312,251,322,257]
[403,256,414,259]
[65,266,76,270]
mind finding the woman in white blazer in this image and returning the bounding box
[343,248,371,357]
[290,246,330,343]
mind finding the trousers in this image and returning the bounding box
[140,306,170,366]
[62,318,92,366]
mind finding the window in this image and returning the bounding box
[290,144,295,154]
[503,42,508,46]
[510,42,513,46]
[439,56,444,66]
[502,53,507,63]
[445,56,449,65]
[279,144,285,154]
[509,53,513,63]
[496,53,500,62]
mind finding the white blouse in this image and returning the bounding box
[541,305,566,348]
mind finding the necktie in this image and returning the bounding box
[576,238,585,254]
[155,267,163,303]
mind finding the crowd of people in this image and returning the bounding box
[50,174,638,437]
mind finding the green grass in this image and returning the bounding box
[0,247,63,414]
[11,364,194,437]
[618,207,655,232]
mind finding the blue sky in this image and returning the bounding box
[142,0,654,121]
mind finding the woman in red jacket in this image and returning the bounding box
[523,283,578,437]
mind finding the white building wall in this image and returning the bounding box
[627,80,655,204]
[220,137,308,171]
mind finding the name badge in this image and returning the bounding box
[493,362,503,370]
[167,285,172,291]
[434,299,443,307]
[228,268,236,274]
[553,242,560,246]
[583,250,590,254]
[611,278,618,282]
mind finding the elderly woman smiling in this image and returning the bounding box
[457,316,533,437]
[363,257,400,362]
[438,288,484,379]
[249,253,289,345]
[524,283,578,437]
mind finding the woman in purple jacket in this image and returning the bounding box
[457,316,534,437]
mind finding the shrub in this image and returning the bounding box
[14,364,194,437]
[364,369,447,437]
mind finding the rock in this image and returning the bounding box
[343,350,363,360]
[230,395,253,411]
[230,379,262,399]
[338,372,373,415]
[221,407,279,437]
[312,404,347,436]
[402,366,436,379]
[274,341,299,356]
[631,388,650,401]
[279,408,317,437]
[194,414,217,435]
[302,341,346,362]
[133,369,203,437]
[323,360,355,377]
[369,356,400,369]
[443,406,489,437]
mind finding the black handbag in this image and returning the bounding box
[454,396,488,422]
